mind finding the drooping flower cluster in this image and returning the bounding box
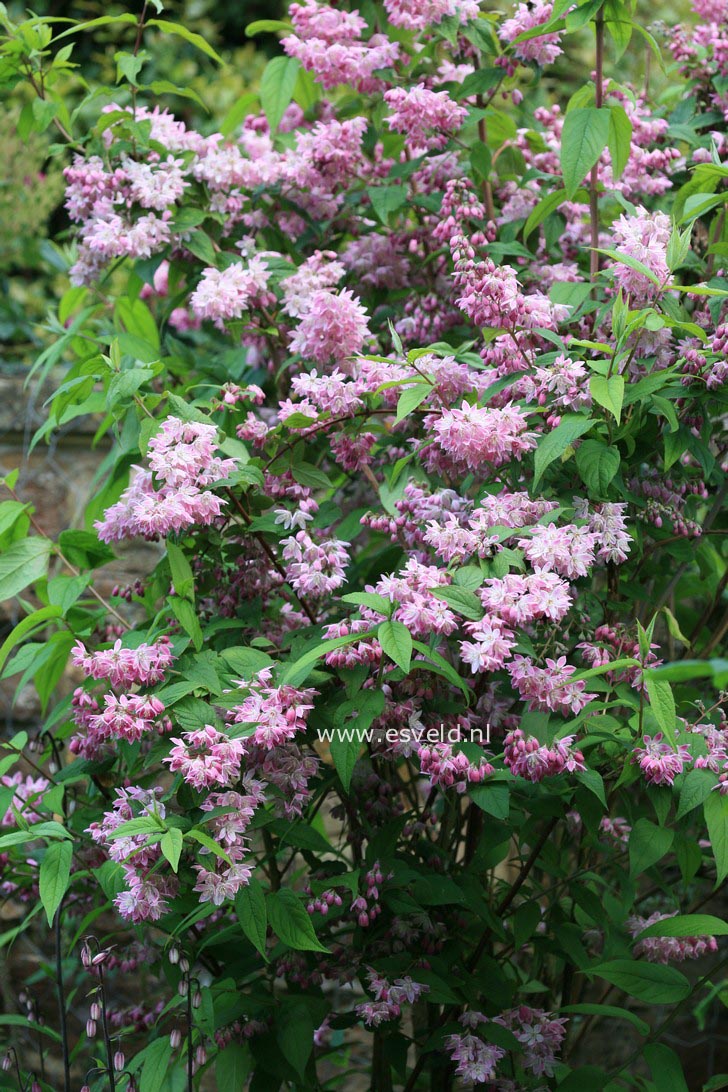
[628,912,719,963]
[95,418,237,542]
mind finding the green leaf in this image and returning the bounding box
[607,104,632,181]
[267,888,328,952]
[0,606,62,674]
[235,878,269,960]
[39,840,73,926]
[0,1014,61,1042]
[644,674,676,735]
[637,914,728,940]
[146,19,223,63]
[533,415,595,487]
[644,1044,688,1092]
[215,1044,251,1087]
[330,690,386,791]
[560,1003,648,1037]
[523,187,578,241]
[139,1037,173,1092]
[395,382,431,422]
[167,541,194,601]
[677,769,716,819]
[369,184,408,225]
[277,1000,315,1078]
[590,959,690,1003]
[160,828,183,872]
[260,56,300,132]
[575,440,620,496]
[246,19,292,35]
[597,247,661,286]
[378,620,412,673]
[628,818,674,876]
[280,629,377,687]
[430,586,483,621]
[169,597,203,651]
[469,783,509,820]
[560,107,611,199]
[590,375,624,423]
[0,537,52,601]
[705,791,728,884]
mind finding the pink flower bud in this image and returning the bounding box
[113,1050,125,1071]
[170,1028,182,1049]
[86,1019,97,1038]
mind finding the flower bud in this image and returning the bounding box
[168,946,180,965]
[195,1044,207,1066]
[113,1050,125,1071]
[86,1019,97,1038]
[192,990,202,1009]
[170,1028,182,1049]
[90,1002,101,1021]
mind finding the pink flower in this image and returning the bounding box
[385,0,479,31]
[164,725,245,789]
[503,728,585,782]
[190,257,271,324]
[384,85,467,151]
[500,1,563,68]
[519,523,598,579]
[632,733,692,786]
[71,637,174,688]
[445,1032,506,1084]
[431,402,536,469]
[628,911,718,963]
[288,289,370,367]
[508,655,596,715]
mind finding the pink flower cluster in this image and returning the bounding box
[282,0,399,93]
[384,0,479,30]
[164,725,245,790]
[431,402,536,470]
[632,733,692,786]
[508,656,596,715]
[384,85,467,151]
[355,968,430,1027]
[88,788,177,923]
[503,728,586,782]
[71,637,174,688]
[227,669,317,749]
[628,912,718,963]
[189,257,272,325]
[95,417,237,542]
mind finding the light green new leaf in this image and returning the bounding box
[590,375,624,423]
[607,104,632,180]
[644,674,676,735]
[260,56,300,132]
[533,415,595,487]
[39,840,73,926]
[560,107,611,198]
[160,828,183,872]
[378,620,412,673]
[0,537,52,602]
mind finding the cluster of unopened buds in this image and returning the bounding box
[306,887,344,915]
[351,862,388,927]
[629,473,707,536]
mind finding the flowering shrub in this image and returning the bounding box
[1,0,728,1088]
